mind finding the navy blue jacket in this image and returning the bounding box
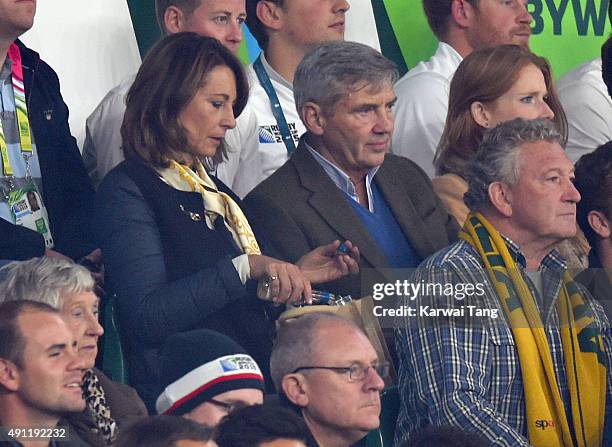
[95,160,273,410]
[0,40,95,260]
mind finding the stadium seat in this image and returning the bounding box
[100,294,129,384]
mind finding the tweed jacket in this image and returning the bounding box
[243,141,460,298]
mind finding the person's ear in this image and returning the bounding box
[281,374,310,408]
[488,182,513,217]
[587,210,611,239]
[471,101,492,128]
[164,6,187,34]
[256,0,285,32]
[302,102,326,136]
[0,359,20,392]
[451,0,477,28]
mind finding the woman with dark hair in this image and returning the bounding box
[432,44,587,268]
[94,33,358,410]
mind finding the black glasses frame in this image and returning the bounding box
[291,361,389,382]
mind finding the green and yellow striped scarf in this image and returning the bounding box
[460,212,606,447]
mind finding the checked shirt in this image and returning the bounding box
[394,238,612,446]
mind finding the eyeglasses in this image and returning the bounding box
[292,361,389,382]
[206,398,247,414]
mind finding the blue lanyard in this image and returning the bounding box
[253,55,297,156]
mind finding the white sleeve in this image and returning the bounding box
[560,81,612,163]
[218,105,263,198]
[391,74,449,178]
[231,253,251,284]
[82,85,129,189]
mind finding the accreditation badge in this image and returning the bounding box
[8,183,54,248]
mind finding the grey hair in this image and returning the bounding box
[293,41,398,121]
[0,257,94,310]
[464,118,563,212]
[270,312,362,392]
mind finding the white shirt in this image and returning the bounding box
[82,74,134,189]
[558,58,612,163]
[391,42,462,178]
[219,53,306,197]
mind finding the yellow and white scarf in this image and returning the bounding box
[460,212,606,447]
[159,159,261,255]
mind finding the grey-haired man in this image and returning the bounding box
[271,313,386,447]
[244,41,458,299]
[395,118,611,446]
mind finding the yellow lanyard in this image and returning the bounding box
[0,43,33,178]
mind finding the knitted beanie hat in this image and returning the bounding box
[156,329,265,415]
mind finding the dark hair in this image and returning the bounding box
[575,141,612,249]
[400,425,488,447]
[215,404,309,447]
[436,44,567,178]
[422,0,478,39]
[115,416,214,447]
[603,35,611,98]
[246,0,283,49]
[0,300,58,369]
[155,0,202,35]
[121,32,249,170]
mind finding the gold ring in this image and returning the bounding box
[268,275,279,282]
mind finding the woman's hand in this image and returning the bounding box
[248,255,313,305]
[297,240,359,285]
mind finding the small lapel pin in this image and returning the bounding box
[179,204,201,221]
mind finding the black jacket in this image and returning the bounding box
[0,40,95,260]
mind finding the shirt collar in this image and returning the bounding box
[305,139,380,212]
[499,233,566,271]
[437,42,463,64]
[259,51,293,90]
[437,41,464,67]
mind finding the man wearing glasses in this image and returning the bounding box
[270,313,387,447]
[155,329,265,427]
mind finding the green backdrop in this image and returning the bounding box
[385,0,611,78]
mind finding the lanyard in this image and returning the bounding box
[0,43,33,177]
[252,55,296,156]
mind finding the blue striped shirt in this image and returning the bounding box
[305,141,379,212]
